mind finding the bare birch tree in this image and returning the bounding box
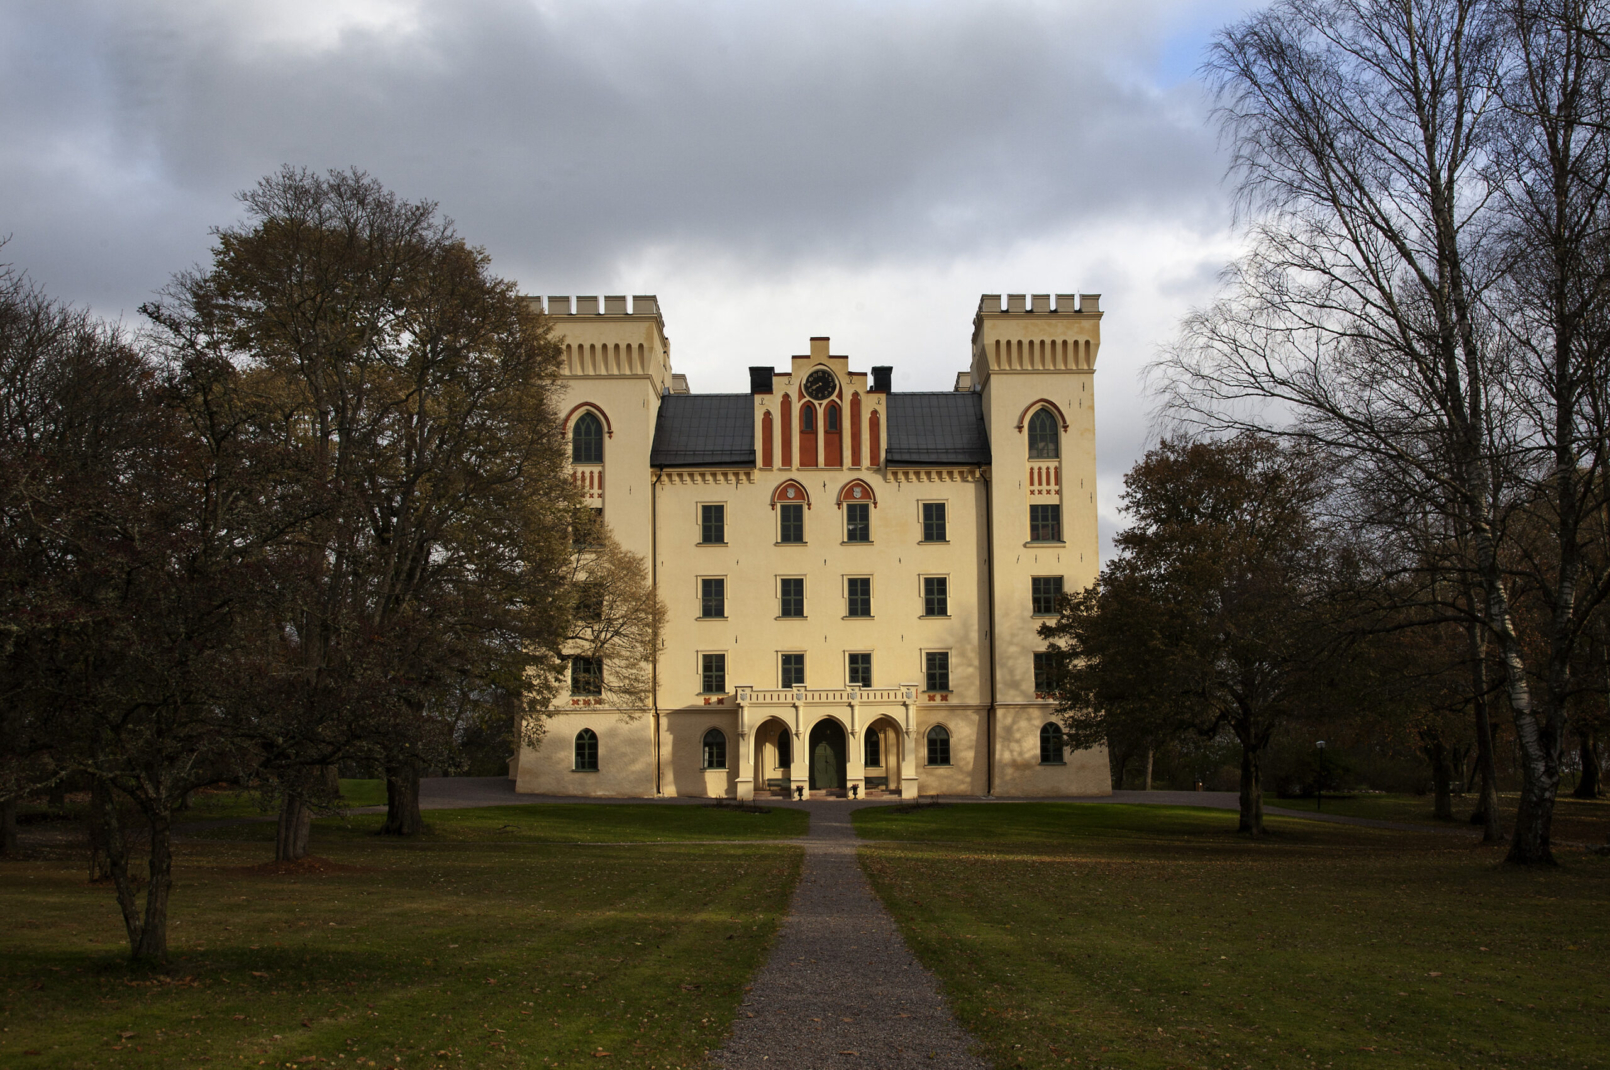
[1160,0,1610,862]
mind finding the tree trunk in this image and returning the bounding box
[1144,746,1154,791]
[97,781,145,955]
[0,797,17,857]
[379,761,424,836]
[1474,544,1560,865]
[1426,736,1454,821]
[1467,621,1504,843]
[275,792,312,862]
[1572,727,1601,799]
[1237,745,1264,836]
[1108,744,1130,791]
[1508,735,1561,866]
[133,812,172,963]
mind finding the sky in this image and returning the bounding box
[0,0,1258,557]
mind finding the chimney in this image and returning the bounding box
[871,366,893,393]
[749,367,775,394]
[810,337,830,362]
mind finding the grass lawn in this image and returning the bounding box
[857,802,1610,1070]
[186,803,810,845]
[0,807,804,1069]
[1267,792,1610,843]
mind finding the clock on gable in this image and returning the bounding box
[803,368,838,401]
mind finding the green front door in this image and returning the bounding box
[808,720,846,790]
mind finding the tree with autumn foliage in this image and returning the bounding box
[144,167,583,846]
[1042,434,1356,835]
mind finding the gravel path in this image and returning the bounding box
[712,799,987,1070]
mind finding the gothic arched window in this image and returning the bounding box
[1040,722,1065,764]
[574,728,599,771]
[572,411,604,463]
[702,728,727,770]
[1028,409,1059,459]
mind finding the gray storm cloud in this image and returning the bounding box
[1,0,1230,311]
[0,0,1249,558]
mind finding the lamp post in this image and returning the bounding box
[1315,741,1327,811]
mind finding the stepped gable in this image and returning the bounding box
[884,391,991,467]
[650,393,756,467]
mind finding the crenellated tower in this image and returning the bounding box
[532,294,671,564]
[972,294,1101,766]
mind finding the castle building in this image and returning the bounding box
[512,293,1110,799]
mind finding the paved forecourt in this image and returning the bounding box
[712,797,988,1070]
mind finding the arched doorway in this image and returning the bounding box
[861,716,902,794]
[753,717,793,796]
[808,720,847,792]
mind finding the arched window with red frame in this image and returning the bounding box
[824,401,842,467]
[781,394,793,468]
[798,399,818,468]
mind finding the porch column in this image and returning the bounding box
[846,695,865,798]
[735,691,754,801]
[788,693,809,799]
[900,688,919,799]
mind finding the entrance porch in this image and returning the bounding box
[733,685,921,802]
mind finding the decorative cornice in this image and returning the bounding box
[887,467,986,484]
[660,470,757,486]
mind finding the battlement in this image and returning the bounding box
[542,295,661,319]
[970,292,1102,381]
[976,293,1100,316]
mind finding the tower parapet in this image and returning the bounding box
[529,294,672,391]
[970,293,1101,385]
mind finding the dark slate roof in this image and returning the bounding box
[885,392,992,466]
[650,394,756,467]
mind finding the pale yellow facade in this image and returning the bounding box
[512,293,1110,799]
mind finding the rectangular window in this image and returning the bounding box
[575,581,604,621]
[846,577,872,617]
[779,577,805,618]
[844,502,870,542]
[1029,504,1062,542]
[779,502,805,543]
[780,653,806,688]
[700,577,726,619]
[572,508,605,548]
[701,653,727,694]
[571,656,603,696]
[847,652,873,688]
[1033,651,1063,695]
[924,651,951,693]
[700,503,725,545]
[922,501,947,542]
[922,576,949,617]
[1031,576,1064,616]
